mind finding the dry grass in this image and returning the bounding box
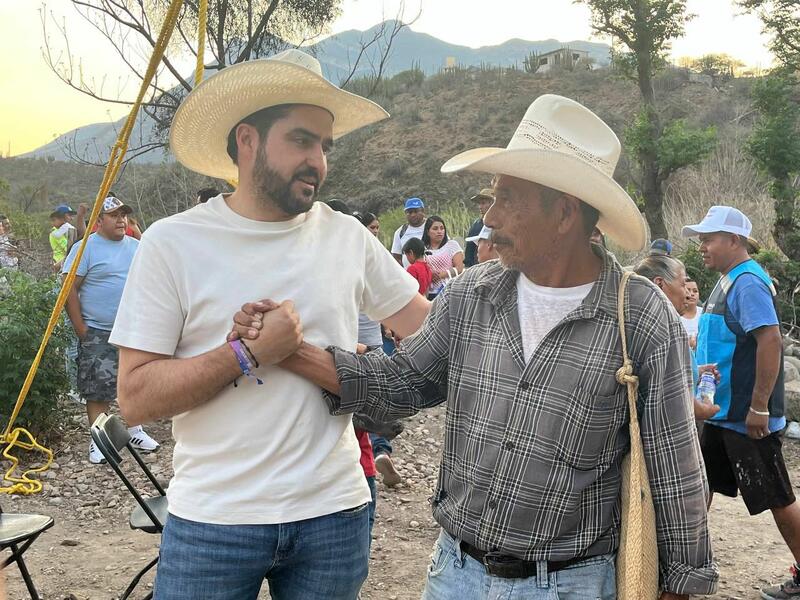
[663,129,776,253]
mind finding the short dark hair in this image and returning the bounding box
[197,187,219,203]
[536,183,599,236]
[422,216,449,247]
[226,104,294,165]
[403,237,426,259]
[326,199,351,215]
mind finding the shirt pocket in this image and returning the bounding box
[555,387,627,471]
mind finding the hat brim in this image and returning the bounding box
[465,235,481,243]
[170,59,389,181]
[103,205,133,215]
[441,147,646,251]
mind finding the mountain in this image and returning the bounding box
[21,22,609,164]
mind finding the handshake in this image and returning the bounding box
[227,300,304,367]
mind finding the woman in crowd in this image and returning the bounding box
[422,215,464,299]
[633,254,720,421]
[358,212,380,238]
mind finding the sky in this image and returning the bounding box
[0,0,773,156]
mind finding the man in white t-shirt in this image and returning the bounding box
[391,197,426,267]
[110,50,429,599]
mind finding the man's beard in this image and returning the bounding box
[252,145,320,216]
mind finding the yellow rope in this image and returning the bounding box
[0,0,197,494]
[195,0,208,87]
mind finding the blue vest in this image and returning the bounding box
[696,259,784,422]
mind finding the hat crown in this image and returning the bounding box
[268,49,323,78]
[707,205,753,236]
[103,197,123,212]
[506,95,620,178]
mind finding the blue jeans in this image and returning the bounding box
[369,433,393,457]
[422,530,616,600]
[366,475,377,545]
[154,507,370,599]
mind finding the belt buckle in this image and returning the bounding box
[482,551,528,579]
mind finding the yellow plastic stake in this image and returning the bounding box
[0,0,196,494]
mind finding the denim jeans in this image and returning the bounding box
[154,506,370,600]
[421,530,616,600]
[369,433,393,457]
[366,475,377,545]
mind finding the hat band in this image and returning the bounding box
[508,119,614,177]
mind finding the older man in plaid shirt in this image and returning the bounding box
[233,96,718,599]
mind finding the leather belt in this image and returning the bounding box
[459,541,589,579]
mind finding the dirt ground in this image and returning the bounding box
[2,403,795,600]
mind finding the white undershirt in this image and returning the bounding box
[516,274,595,363]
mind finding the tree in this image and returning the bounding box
[740,0,800,72]
[690,53,746,79]
[579,0,716,238]
[42,0,411,164]
[747,72,800,261]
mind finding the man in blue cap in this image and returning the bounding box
[391,197,426,267]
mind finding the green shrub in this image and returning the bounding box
[753,250,800,327]
[0,269,69,437]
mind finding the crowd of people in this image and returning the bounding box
[3,47,797,600]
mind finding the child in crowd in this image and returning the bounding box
[403,237,432,296]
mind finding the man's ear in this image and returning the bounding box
[235,123,260,166]
[556,194,582,234]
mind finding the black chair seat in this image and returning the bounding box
[130,495,168,534]
[0,514,54,546]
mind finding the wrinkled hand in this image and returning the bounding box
[77,203,89,216]
[694,400,721,420]
[228,299,302,366]
[746,409,770,440]
[697,363,720,382]
[229,299,276,342]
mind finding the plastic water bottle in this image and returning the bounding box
[697,372,716,405]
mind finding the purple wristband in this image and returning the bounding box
[228,339,263,385]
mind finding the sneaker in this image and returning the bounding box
[761,565,800,599]
[375,453,402,487]
[128,426,160,453]
[89,441,107,465]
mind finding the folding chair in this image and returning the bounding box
[91,413,168,600]
[0,504,53,599]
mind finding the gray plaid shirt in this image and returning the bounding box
[326,249,718,595]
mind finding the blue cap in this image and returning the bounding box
[649,238,673,256]
[404,197,424,211]
[53,204,77,215]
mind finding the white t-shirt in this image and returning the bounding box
[681,310,701,337]
[426,239,464,296]
[110,197,418,525]
[51,222,76,239]
[516,274,595,363]
[391,223,425,267]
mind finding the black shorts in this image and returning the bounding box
[701,423,795,515]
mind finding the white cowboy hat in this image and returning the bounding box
[170,49,389,181]
[440,94,647,251]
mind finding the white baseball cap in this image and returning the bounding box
[466,225,493,243]
[681,206,752,238]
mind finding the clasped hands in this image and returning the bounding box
[227,300,303,367]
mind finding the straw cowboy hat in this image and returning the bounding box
[170,49,389,181]
[440,94,647,251]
